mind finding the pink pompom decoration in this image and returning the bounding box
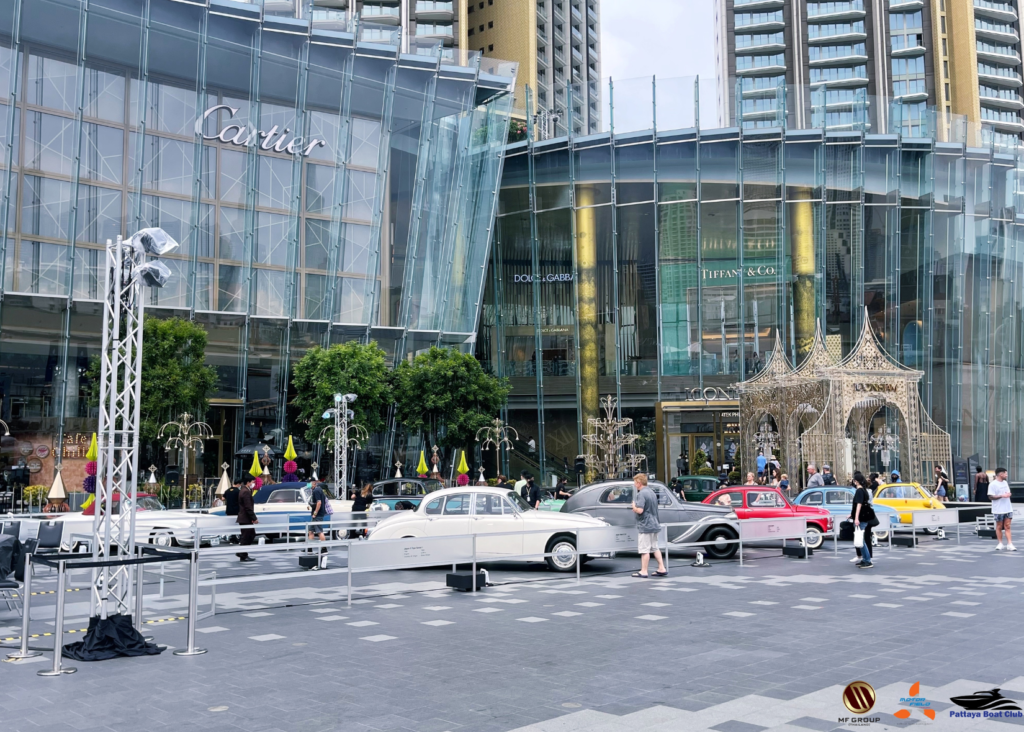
[284,460,298,474]
[254,477,263,490]
[456,473,470,486]
[83,475,96,494]
[85,461,97,476]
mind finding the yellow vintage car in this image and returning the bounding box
[873,482,946,524]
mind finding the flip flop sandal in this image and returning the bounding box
[631,572,650,578]
[652,571,668,577]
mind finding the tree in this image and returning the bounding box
[291,341,390,446]
[87,316,217,445]
[391,346,510,449]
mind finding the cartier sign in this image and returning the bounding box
[196,105,327,157]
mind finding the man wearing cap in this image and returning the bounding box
[822,465,837,486]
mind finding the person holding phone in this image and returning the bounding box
[631,473,667,578]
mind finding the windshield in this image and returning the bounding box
[136,496,166,511]
[422,480,443,493]
[506,490,532,512]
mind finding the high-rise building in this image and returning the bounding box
[306,1,601,137]
[713,0,1024,147]
[466,0,602,136]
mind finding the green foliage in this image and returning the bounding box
[690,449,709,475]
[728,469,740,484]
[507,118,527,143]
[698,467,718,477]
[392,346,510,449]
[87,316,217,445]
[291,341,391,445]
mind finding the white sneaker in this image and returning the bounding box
[850,556,861,562]
[1008,543,1018,552]
[996,543,1005,551]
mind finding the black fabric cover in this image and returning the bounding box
[62,614,163,661]
[0,534,15,579]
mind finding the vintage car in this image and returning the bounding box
[793,486,898,540]
[873,482,947,524]
[367,486,609,572]
[367,478,444,511]
[702,485,833,549]
[673,475,722,503]
[561,480,740,559]
[41,493,226,549]
[209,482,354,538]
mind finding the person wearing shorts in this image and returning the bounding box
[631,473,667,578]
[989,468,1016,551]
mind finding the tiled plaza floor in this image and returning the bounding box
[3,533,1023,731]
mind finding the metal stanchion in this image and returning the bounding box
[7,553,40,660]
[471,534,477,593]
[37,560,75,676]
[575,529,581,585]
[134,555,145,632]
[347,561,353,608]
[739,533,744,567]
[173,552,207,657]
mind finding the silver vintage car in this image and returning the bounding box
[560,480,740,559]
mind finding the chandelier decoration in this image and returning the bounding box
[579,395,647,480]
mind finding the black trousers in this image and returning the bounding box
[237,526,256,559]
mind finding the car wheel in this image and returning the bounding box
[545,535,578,572]
[802,526,824,550]
[702,526,738,559]
[149,529,175,548]
[874,529,889,541]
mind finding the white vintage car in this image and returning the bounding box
[367,486,609,572]
[29,494,228,549]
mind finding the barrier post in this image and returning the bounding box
[471,534,477,593]
[134,556,145,631]
[956,507,961,544]
[575,529,581,585]
[7,553,40,660]
[173,551,207,657]
[834,522,839,557]
[347,562,352,608]
[739,532,744,567]
[37,560,75,676]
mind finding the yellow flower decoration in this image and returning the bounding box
[456,450,469,475]
[416,451,429,475]
[284,436,297,461]
[85,433,98,461]
[249,451,262,478]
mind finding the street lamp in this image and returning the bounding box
[322,393,359,499]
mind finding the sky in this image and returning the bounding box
[598,0,719,131]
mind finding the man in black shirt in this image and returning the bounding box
[527,476,542,509]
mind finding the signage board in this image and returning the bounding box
[738,517,808,541]
[910,509,958,529]
[348,535,474,571]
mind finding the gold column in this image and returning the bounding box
[576,186,599,434]
[791,186,815,363]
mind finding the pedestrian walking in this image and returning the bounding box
[989,467,1016,551]
[756,451,767,480]
[850,471,877,569]
[974,466,990,503]
[676,452,686,477]
[745,471,757,486]
[806,463,825,489]
[934,465,951,502]
[822,465,837,485]
[306,482,329,569]
[630,473,667,578]
[236,478,258,562]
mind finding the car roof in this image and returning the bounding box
[878,482,922,489]
[423,486,509,497]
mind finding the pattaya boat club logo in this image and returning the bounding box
[949,689,1023,719]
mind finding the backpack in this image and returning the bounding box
[822,473,837,485]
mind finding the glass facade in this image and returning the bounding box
[481,77,1024,486]
[0,0,515,488]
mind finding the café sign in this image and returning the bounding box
[196,105,327,157]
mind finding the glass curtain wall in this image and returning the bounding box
[489,75,1024,483]
[0,0,516,488]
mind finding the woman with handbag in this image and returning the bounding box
[850,471,877,569]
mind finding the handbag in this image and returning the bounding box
[853,527,865,548]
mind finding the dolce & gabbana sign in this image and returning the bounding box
[196,105,327,157]
[512,274,575,283]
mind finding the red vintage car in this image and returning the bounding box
[702,486,833,549]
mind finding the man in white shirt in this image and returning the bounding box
[989,467,1016,551]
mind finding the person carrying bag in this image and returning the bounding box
[850,471,877,569]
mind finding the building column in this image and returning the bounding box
[791,186,816,364]
[575,185,599,436]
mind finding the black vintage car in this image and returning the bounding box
[368,477,445,511]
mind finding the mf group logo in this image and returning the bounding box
[949,689,1023,720]
[839,682,879,727]
[895,682,935,720]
